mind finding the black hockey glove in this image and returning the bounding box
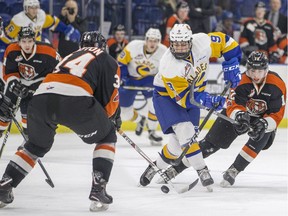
[248,118,268,141]
[110,107,122,130]
[233,111,250,135]
[11,82,29,99]
[0,94,15,120]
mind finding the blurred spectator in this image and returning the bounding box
[239,1,279,64]
[162,1,190,47]
[58,0,87,57]
[215,10,237,37]
[107,24,128,59]
[264,0,287,34]
[277,34,287,64]
[1,0,80,45]
[216,0,231,11]
[186,0,216,33]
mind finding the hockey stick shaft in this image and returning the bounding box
[117,129,198,193]
[122,86,154,91]
[11,114,55,188]
[169,81,231,166]
[0,123,12,158]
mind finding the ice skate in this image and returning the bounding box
[148,130,163,146]
[156,166,179,184]
[89,171,112,212]
[139,163,157,186]
[135,116,146,136]
[197,167,214,192]
[220,165,240,187]
[0,175,14,208]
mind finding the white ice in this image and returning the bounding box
[0,129,287,216]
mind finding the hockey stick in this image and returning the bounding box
[117,129,199,194]
[10,114,55,188]
[168,81,232,166]
[122,86,154,91]
[0,123,12,159]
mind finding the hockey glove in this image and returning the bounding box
[197,92,225,111]
[11,82,29,99]
[64,25,80,43]
[233,111,250,135]
[110,108,122,130]
[248,118,268,141]
[222,57,241,88]
[269,52,280,63]
[0,94,15,119]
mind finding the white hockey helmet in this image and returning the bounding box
[23,0,40,12]
[169,24,193,59]
[145,28,162,41]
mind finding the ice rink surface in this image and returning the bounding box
[0,129,287,216]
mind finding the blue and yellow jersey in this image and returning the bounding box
[117,40,167,80]
[1,9,62,44]
[154,32,241,109]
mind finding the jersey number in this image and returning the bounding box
[63,53,95,77]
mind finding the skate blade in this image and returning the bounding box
[0,201,8,208]
[90,201,109,212]
[220,179,232,188]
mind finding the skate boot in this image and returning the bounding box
[135,116,146,136]
[89,171,113,212]
[139,163,157,187]
[0,175,14,208]
[148,130,163,146]
[156,166,179,184]
[220,165,240,187]
[197,167,214,192]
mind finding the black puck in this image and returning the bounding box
[161,185,170,193]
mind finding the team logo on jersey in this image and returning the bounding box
[166,82,181,102]
[254,29,268,45]
[136,65,151,77]
[248,89,256,98]
[18,63,37,80]
[113,92,119,102]
[15,55,23,62]
[246,98,267,116]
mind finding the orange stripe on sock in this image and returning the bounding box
[15,151,36,168]
[95,144,115,153]
[242,145,257,158]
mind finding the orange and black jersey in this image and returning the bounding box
[239,18,278,54]
[2,41,60,105]
[36,47,120,118]
[227,71,286,132]
[107,38,128,59]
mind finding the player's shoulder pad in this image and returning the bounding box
[11,11,26,25]
[192,33,210,49]
[5,42,21,54]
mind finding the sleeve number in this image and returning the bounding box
[210,35,221,43]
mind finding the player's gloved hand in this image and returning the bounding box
[0,94,15,119]
[64,25,80,43]
[10,82,29,99]
[110,108,122,130]
[233,111,250,135]
[248,118,268,141]
[222,57,241,88]
[269,52,280,63]
[197,92,225,111]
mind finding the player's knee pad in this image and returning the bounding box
[263,130,276,150]
[172,121,195,146]
[24,141,52,157]
[199,139,220,158]
[120,106,135,121]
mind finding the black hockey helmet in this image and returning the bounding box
[112,24,125,34]
[176,1,189,11]
[246,51,269,70]
[18,26,36,40]
[254,1,266,9]
[80,31,106,49]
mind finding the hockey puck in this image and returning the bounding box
[161,185,170,194]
